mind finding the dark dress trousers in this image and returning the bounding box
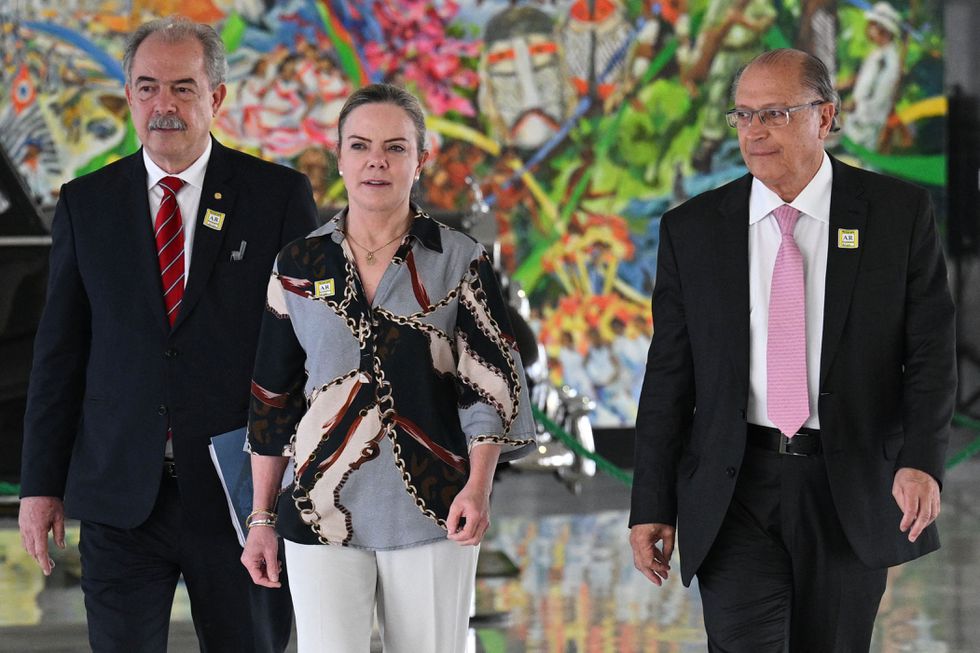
[21,137,318,652]
[630,156,956,650]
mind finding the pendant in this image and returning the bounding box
[366,251,376,264]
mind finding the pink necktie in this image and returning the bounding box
[767,205,809,438]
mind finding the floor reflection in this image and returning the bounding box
[477,510,705,652]
[1,437,978,652]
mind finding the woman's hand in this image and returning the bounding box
[446,443,502,546]
[241,526,282,588]
[446,481,492,546]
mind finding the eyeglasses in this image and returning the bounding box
[725,101,826,129]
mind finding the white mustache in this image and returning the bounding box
[148,115,187,131]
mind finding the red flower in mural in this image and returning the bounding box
[361,0,480,116]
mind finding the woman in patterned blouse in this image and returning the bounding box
[240,83,536,652]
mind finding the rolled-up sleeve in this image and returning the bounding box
[454,251,536,462]
[248,256,308,457]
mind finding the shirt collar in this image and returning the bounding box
[143,138,212,192]
[315,204,444,253]
[748,151,832,225]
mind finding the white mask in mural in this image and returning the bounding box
[478,6,572,151]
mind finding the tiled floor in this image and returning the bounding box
[2,427,978,652]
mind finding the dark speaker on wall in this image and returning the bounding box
[947,88,980,257]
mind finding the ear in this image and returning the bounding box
[124,83,133,109]
[817,102,835,139]
[210,83,227,115]
[417,150,430,176]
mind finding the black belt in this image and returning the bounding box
[746,423,821,456]
[163,460,178,479]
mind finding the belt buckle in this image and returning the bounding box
[778,434,808,456]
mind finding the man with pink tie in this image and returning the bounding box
[629,48,956,651]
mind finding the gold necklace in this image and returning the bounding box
[345,228,409,265]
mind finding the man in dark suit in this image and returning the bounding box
[629,48,956,651]
[18,17,317,652]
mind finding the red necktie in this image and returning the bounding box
[154,176,185,327]
[767,204,809,438]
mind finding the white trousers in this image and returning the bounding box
[284,538,479,653]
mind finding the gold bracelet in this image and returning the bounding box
[245,510,278,529]
[246,518,277,529]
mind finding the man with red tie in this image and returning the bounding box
[629,48,956,651]
[18,16,317,652]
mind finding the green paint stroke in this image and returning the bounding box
[512,240,550,294]
[555,40,681,251]
[76,121,140,177]
[314,1,366,87]
[475,629,508,653]
[221,12,247,53]
[763,26,791,50]
[841,137,946,187]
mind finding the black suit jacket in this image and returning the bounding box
[20,138,318,530]
[630,156,956,585]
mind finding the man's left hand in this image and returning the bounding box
[893,467,941,543]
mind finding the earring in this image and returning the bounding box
[339,170,344,176]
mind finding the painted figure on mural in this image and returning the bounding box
[797,0,838,83]
[478,5,574,151]
[0,21,127,208]
[17,138,54,203]
[220,43,349,160]
[557,330,597,400]
[687,0,776,173]
[559,0,634,110]
[841,1,903,151]
[584,326,637,424]
[294,145,332,213]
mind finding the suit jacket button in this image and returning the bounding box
[157,405,168,416]
[726,467,736,478]
[164,348,178,359]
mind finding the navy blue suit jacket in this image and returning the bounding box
[21,137,318,531]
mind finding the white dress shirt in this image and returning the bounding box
[746,152,832,429]
[143,139,212,283]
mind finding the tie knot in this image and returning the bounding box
[772,204,800,235]
[159,176,184,198]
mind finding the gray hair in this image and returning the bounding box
[732,48,841,132]
[123,16,227,90]
[337,84,427,158]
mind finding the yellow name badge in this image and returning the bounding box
[203,208,225,231]
[314,278,335,298]
[837,228,859,249]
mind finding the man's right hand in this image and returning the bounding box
[19,496,66,576]
[629,522,676,586]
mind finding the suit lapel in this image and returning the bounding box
[173,139,235,331]
[121,151,171,334]
[819,158,868,386]
[718,175,752,402]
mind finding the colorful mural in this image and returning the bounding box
[0,0,946,427]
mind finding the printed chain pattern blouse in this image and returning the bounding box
[248,208,536,549]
